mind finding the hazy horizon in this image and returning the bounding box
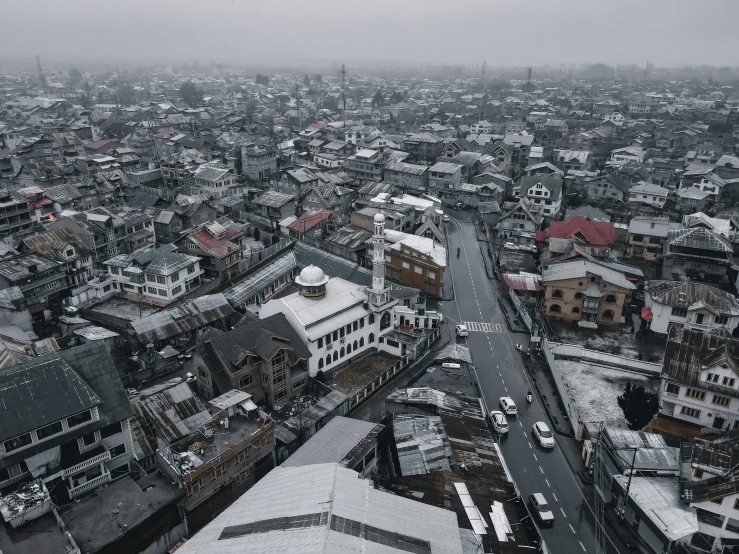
[3,0,739,69]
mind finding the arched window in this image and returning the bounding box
[549,304,561,313]
[325,355,331,367]
[575,292,583,299]
[318,358,324,369]
[572,307,580,313]
[605,295,616,303]
[602,310,614,320]
[333,351,338,362]
[340,347,345,358]
[359,337,364,348]
[552,289,564,299]
[369,313,375,325]
[380,311,391,330]
[353,340,358,350]
[347,343,352,354]
[369,333,375,344]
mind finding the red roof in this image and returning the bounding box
[288,208,336,233]
[189,221,243,258]
[541,216,614,246]
[84,139,119,151]
[29,198,52,209]
[308,123,327,129]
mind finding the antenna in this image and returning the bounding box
[481,60,486,94]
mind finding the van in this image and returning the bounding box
[529,493,555,525]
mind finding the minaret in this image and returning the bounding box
[372,212,386,293]
[369,212,389,308]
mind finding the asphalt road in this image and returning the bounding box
[442,212,624,554]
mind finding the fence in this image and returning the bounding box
[541,337,581,435]
[509,291,534,331]
[346,327,441,413]
[548,343,661,377]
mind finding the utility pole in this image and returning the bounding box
[481,60,486,94]
[340,64,347,130]
[592,422,607,554]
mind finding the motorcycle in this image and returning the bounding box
[456,247,460,259]
[515,343,523,352]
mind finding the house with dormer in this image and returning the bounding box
[516,174,563,217]
[644,281,739,335]
[494,199,542,248]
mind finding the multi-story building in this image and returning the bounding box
[517,174,563,217]
[428,161,463,192]
[494,199,542,248]
[542,259,635,327]
[22,228,93,288]
[194,313,310,406]
[0,189,34,244]
[0,253,68,317]
[253,190,296,228]
[659,326,739,433]
[644,281,739,335]
[383,161,429,193]
[154,388,275,533]
[663,227,735,285]
[177,217,245,281]
[345,148,384,183]
[629,182,670,208]
[0,342,134,504]
[627,216,680,261]
[241,145,276,181]
[190,163,240,199]
[103,244,202,306]
[401,133,443,163]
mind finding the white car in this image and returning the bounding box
[532,421,555,448]
[489,411,509,435]
[499,396,517,416]
[529,493,555,525]
[443,214,450,222]
[503,242,517,250]
[456,324,469,337]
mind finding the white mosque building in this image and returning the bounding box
[260,213,441,376]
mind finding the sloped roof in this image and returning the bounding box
[646,281,739,315]
[23,228,91,261]
[540,216,615,246]
[667,227,733,253]
[662,326,739,387]
[542,259,635,290]
[288,208,335,233]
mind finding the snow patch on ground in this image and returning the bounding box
[553,322,639,360]
[556,359,658,429]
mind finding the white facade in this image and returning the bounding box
[628,183,669,208]
[645,299,739,335]
[107,258,202,304]
[523,180,561,216]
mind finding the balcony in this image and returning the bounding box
[67,470,111,498]
[62,449,111,479]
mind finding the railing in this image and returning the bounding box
[62,450,111,479]
[67,471,111,498]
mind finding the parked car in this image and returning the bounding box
[529,493,555,525]
[456,324,469,337]
[499,396,517,416]
[532,422,555,448]
[443,214,450,222]
[489,411,509,434]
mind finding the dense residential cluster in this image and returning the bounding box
[1,62,739,554]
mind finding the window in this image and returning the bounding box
[671,307,688,318]
[402,261,410,269]
[67,410,93,428]
[188,265,195,274]
[236,449,250,464]
[333,351,338,362]
[572,307,580,313]
[340,347,345,358]
[3,433,32,453]
[339,327,344,338]
[680,406,701,419]
[326,333,332,345]
[333,331,339,341]
[713,395,730,407]
[81,431,97,447]
[734,498,739,511]
[198,366,208,379]
[239,374,253,388]
[716,315,729,325]
[186,478,204,497]
[369,314,375,325]
[369,333,375,344]
[100,421,122,439]
[605,295,616,303]
[36,421,63,440]
[172,285,182,296]
[109,443,126,459]
[428,271,436,280]
[549,304,561,313]
[686,389,706,401]
[353,321,358,332]
[360,318,365,328]
[574,292,583,299]
[359,337,364,348]
[666,383,680,397]
[212,463,227,480]
[601,310,614,321]
[697,508,724,528]
[318,337,323,348]
[318,358,324,369]
[414,266,423,274]
[156,275,166,285]
[236,468,251,485]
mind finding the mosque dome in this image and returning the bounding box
[296,265,329,287]
[374,212,386,224]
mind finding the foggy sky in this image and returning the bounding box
[4,0,738,69]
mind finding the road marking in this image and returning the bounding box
[533,453,537,461]
[523,431,527,438]
[539,466,544,474]
[518,421,523,427]
[528,442,532,449]
[569,524,576,534]
[579,541,586,551]
[552,493,558,502]
[545,479,550,487]
[504,386,508,392]
[561,507,567,518]
[462,321,506,333]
